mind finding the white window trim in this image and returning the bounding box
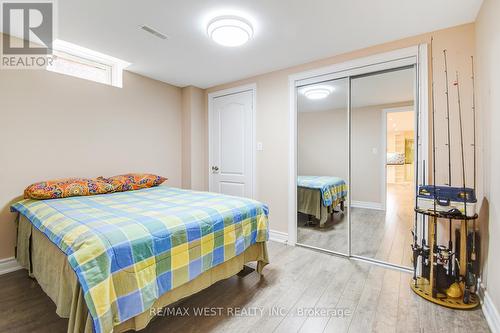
[49,39,131,88]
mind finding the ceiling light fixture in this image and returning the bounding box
[301,85,335,100]
[207,16,253,47]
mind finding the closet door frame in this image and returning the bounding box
[288,45,429,271]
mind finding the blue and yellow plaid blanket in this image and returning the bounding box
[11,187,269,333]
[297,176,348,207]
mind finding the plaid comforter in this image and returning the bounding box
[11,187,269,333]
[297,176,348,207]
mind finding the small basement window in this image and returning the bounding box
[49,51,112,85]
[47,40,130,88]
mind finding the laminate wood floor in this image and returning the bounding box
[0,240,490,333]
[297,183,414,268]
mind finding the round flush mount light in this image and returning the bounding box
[207,16,253,47]
[301,85,335,100]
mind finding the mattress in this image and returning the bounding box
[16,215,268,333]
[11,186,269,333]
[297,176,347,207]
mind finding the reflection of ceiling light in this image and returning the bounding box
[207,16,253,47]
[301,85,335,100]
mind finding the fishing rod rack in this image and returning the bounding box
[411,209,479,309]
[410,41,479,310]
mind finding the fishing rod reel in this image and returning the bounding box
[411,230,422,285]
[411,231,431,280]
[436,245,454,271]
[420,243,431,279]
[463,262,477,304]
[463,231,479,303]
[452,255,477,304]
[434,245,455,295]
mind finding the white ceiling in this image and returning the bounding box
[298,67,414,112]
[5,0,483,88]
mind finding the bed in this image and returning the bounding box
[11,186,269,333]
[297,176,347,227]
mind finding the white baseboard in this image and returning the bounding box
[350,200,385,210]
[479,283,500,333]
[0,257,22,275]
[269,230,288,244]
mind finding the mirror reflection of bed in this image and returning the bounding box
[297,77,349,254]
[296,67,416,268]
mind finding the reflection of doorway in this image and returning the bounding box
[382,107,415,268]
[382,107,415,209]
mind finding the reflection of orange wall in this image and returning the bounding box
[387,130,414,183]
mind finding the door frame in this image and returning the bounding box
[288,45,429,271]
[207,83,257,198]
[381,105,416,211]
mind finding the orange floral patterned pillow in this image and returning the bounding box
[24,177,114,200]
[101,173,167,192]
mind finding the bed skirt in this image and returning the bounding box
[297,187,344,226]
[16,215,269,333]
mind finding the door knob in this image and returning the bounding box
[211,166,219,173]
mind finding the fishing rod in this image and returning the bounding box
[430,37,439,298]
[455,72,467,222]
[443,50,452,187]
[471,56,477,263]
[421,163,430,279]
[412,39,423,286]
[455,71,475,304]
[443,49,454,278]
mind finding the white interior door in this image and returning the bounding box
[209,89,254,198]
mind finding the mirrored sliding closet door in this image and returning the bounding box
[350,67,416,268]
[296,77,349,255]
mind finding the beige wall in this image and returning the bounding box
[205,23,476,235]
[351,105,384,204]
[181,87,193,189]
[189,87,207,191]
[297,104,397,205]
[351,102,413,204]
[298,102,413,205]
[476,0,500,318]
[0,50,182,259]
[297,108,348,180]
[181,86,206,190]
